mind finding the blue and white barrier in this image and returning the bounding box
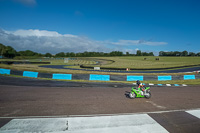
[0,68,10,75]
[89,74,110,81]
[23,71,38,78]
[127,76,143,81]
[52,74,72,80]
[158,76,172,81]
[0,68,199,82]
[174,84,180,86]
[184,75,195,80]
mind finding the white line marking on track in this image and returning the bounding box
[3,109,21,117]
[146,101,166,109]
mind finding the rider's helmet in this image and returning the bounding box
[136,80,140,86]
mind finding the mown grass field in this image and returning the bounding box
[1,56,200,85]
[0,56,200,76]
[86,56,200,69]
[25,57,96,65]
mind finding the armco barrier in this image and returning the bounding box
[89,74,110,81]
[184,75,195,80]
[158,76,172,81]
[127,76,143,81]
[52,74,72,80]
[0,68,10,75]
[23,71,38,78]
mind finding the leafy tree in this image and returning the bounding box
[126,52,129,56]
[159,51,192,56]
[174,51,181,56]
[142,52,148,56]
[149,52,154,56]
[0,43,6,56]
[66,52,76,57]
[181,51,188,56]
[109,51,123,56]
[159,51,164,56]
[45,53,52,57]
[188,52,195,56]
[18,50,38,56]
[196,52,200,56]
[4,46,17,58]
[55,52,65,57]
[136,50,142,56]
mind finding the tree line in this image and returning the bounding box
[0,43,154,58]
[54,50,154,57]
[159,51,200,56]
[0,43,43,58]
[1,43,199,58]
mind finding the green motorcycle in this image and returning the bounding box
[129,85,151,99]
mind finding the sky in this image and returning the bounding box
[0,0,200,55]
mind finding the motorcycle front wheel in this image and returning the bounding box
[145,92,151,99]
[129,92,136,99]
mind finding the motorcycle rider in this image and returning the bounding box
[136,80,145,95]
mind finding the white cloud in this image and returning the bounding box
[0,29,167,54]
[5,29,77,37]
[0,29,109,54]
[110,39,167,46]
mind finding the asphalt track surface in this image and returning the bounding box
[39,65,200,73]
[0,76,200,132]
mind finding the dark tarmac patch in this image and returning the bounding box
[0,119,12,128]
[149,111,200,133]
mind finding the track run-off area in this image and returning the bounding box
[0,76,200,132]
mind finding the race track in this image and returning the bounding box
[0,76,200,132]
[0,84,200,116]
